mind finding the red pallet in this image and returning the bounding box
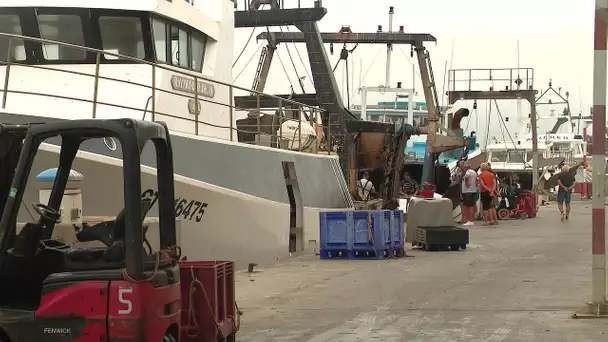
[179,261,238,342]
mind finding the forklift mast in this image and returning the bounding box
[0,124,34,214]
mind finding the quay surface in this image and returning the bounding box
[235,202,608,341]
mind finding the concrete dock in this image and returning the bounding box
[235,202,608,341]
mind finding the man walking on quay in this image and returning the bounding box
[557,165,576,221]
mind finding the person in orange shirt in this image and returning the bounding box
[478,162,498,225]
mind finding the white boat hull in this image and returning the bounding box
[16,139,351,270]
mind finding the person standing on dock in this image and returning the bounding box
[452,160,465,184]
[399,172,418,196]
[479,162,498,225]
[461,161,479,226]
[557,165,575,221]
[357,171,377,201]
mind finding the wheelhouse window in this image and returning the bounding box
[152,18,167,62]
[37,14,86,61]
[178,28,188,68]
[508,151,526,163]
[490,151,507,162]
[191,31,206,72]
[170,26,189,67]
[0,14,25,62]
[99,16,145,60]
[0,9,207,69]
[154,16,207,72]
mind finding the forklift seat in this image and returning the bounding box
[68,198,154,264]
[112,197,153,241]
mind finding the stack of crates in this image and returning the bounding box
[319,210,404,259]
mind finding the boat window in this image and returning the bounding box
[490,151,507,162]
[508,151,526,163]
[170,26,189,68]
[178,28,188,68]
[550,143,570,153]
[99,16,145,60]
[37,14,86,61]
[0,14,26,62]
[191,31,206,72]
[152,18,167,63]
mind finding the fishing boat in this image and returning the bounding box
[0,0,353,269]
[485,138,557,190]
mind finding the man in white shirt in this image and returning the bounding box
[461,161,479,226]
[357,171,377,201]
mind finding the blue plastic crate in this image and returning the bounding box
[351,211,385,251]
[385,210,404,250]
[319,210,404,258]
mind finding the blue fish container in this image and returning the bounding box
[384,210,404,251]
[319,210,404,259]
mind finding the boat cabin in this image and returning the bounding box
[485,140,554,191]
[0,1,224,71]
[0,0,236,140]
[537,133,584,165]
[486,140,552,171]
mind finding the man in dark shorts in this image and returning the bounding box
[460,161,478,226]
[557,165,576,221]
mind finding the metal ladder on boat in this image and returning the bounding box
[294,20,354,184]
[330,158,354,208]
[250,47,267,94]
[424,50,441,120]
[251,45,275,94]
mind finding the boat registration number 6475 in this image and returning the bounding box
[141,189,209,223]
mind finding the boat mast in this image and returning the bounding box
[385,6,394,87]
[516,40,525,137]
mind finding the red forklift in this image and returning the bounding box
[0,119,182,341]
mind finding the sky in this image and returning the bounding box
[231,0,595,146]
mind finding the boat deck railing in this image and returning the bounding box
[0,32,334,155]
[237,0,323,10]
[448,68,535,93]
[550,150,575,166]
